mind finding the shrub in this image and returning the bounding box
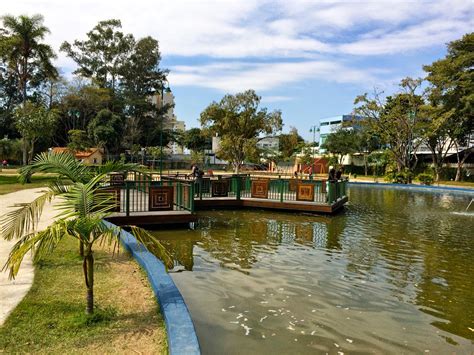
[417,173,434,185]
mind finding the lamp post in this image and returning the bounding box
[159,79,170,177]
[309,125,318,160]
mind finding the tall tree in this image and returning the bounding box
[60,19,134,91]
[14,101,58,165]
[355,78,425,179]
[321,128,358,165]
[200,90,282,173]
[88,109,123,156]
[0,14,57,103]
[182,128,210,152]
[424,33,474,181]
[279,127,304,160]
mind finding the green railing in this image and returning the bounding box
[109,173,347,214]
[107,177,194,216]
[188,175,347,205]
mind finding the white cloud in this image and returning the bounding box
[2,0,472,62]
[168,60,381,93]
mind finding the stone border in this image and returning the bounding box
[348,181,474,195]
[103,221,200,355]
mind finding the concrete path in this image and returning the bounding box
[0,188,58,326]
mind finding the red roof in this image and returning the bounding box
[51,147,102,158]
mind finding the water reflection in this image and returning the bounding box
[160,212,344,272]
[151,187,474,354]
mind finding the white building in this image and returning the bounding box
[318,114,362,152]
[257,136,279,152]
[151,90,186,154]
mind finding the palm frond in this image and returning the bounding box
[0,190,55,241]
[19,151,91,184]
[129,226,174,270]
[2,221,67,279]
[95,161,141,176]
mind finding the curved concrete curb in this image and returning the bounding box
[103,221,200,355]
[348,181,474,195]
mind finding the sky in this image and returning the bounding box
[2,0,473,140]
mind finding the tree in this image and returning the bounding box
[14,101,58,165]
[88,109,123,156]
[424,33,474,181]
[1,170,172,315]
[60,19,134,91]
[279,127,304,160]
[0,14,57,103]
[200,90,282,173]
[321,128,358,165]
[67,129,90,152]
[354,78,425,180]
[182,128,210,152]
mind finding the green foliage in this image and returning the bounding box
[67,129,90,152]
[385,169,413,184]
[279,127,304,160]
[60,19,134,90]
[417,173,434,185]
[1,167,172,314]
[0,137,22,162]
[200,90,282,172]
[321,128,358,164]
[13,101,58,164]
[424,33,474,181]
[0,14,57,102]
[182,128,210,152]
[355,77,425,175]
[88,109,123,153]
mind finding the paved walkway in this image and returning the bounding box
[0,188,58,326]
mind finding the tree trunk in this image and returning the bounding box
[364,154,368,176]
[79,240,84,257]
[83,247,94,314]
[22,138,28,166]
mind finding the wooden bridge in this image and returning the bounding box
[104,172,348,227]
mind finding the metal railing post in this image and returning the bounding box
[236,176,241,200]
[327,181,335,204]
[190,183,195,213]
[125,181,130,216]
[280,178,284,203]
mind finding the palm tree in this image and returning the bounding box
[18,150,144,256]
[1,173,172,314]
[1,14,58,102]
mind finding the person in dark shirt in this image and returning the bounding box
[328,166,336,182]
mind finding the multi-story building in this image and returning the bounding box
[151,89,186,154]
[318,114,361,152]
[256,136,279,152]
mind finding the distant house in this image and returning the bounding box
[51,147,104,165]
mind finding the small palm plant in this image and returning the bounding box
[18,151,143,256]
[1,162,172,315]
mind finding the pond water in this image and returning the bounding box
[152,186,474,354]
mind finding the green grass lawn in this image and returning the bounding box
[0,238,167,354]
[0,173,59,195]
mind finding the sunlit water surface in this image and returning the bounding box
[152,186,474,354]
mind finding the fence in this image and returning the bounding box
[190,175,347,205]
[104,172,347,215]
[103,174,194,215]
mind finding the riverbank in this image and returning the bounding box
[0,188,168,354]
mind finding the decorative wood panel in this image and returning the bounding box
[251,180,269,199]
[296,183,315,202]
[211,180,229,197]
[289,179,299,192]
[149,186,174,211]
[99,187,121,212]
[109,173,124,186]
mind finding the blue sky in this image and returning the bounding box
[3,0,473,140]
